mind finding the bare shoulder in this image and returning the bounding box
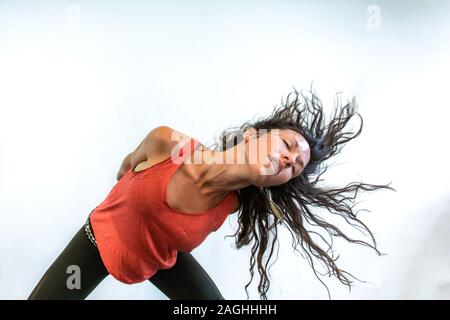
[146,126,193,158]
[129,126,193,172]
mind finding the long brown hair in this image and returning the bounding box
[214,87,395,300]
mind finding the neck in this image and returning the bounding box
[182,144,252,197]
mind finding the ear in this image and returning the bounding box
[243,127,258,142]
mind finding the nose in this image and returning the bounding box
[281,154,295,169]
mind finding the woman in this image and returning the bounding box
[28,87,394,300]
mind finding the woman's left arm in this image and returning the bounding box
[116,126,173,181]
[116,134,148,180]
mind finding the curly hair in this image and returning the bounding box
[210,86,396,300]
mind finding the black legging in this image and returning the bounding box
[27,220,225,300]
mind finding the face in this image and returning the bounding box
[242,128,311,187]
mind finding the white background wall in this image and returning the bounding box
[0,0,449,299]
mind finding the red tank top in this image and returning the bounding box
[89,138,238,284]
